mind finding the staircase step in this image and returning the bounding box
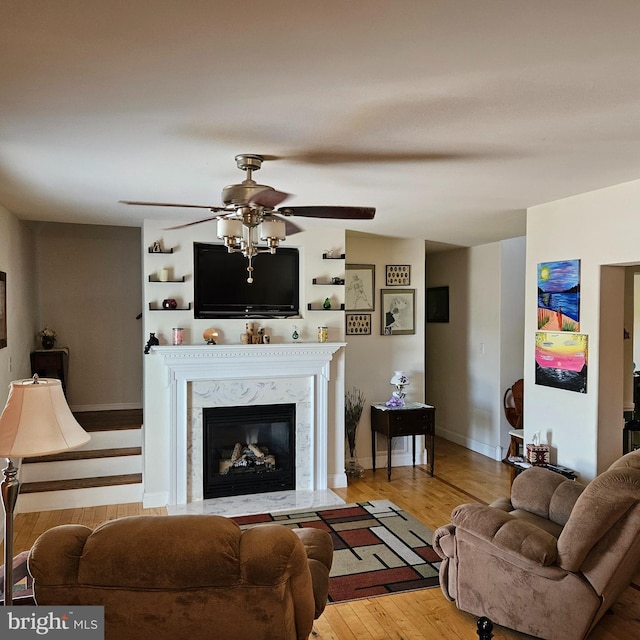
[23,447,141,464]
[17,484,144,513]
[76,429,141,450]
[21,474,142,494]
[73,409,142,432]
[20,455,142,483]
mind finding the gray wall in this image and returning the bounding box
[0,205,37,407]
[31,222,142,410]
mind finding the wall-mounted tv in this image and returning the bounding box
[194,242,300,319]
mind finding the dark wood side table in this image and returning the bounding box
[371,402,435,481]
[30,348,69,393]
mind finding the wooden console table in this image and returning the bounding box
[371,402,435,481]
[30,348,69,394]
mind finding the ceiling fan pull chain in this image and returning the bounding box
[246,254,255,284]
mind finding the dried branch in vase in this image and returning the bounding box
[345,386,366,458]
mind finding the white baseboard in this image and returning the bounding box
[436,427,502,461]
[328,471,347,489]
[70,402,143,412]
[143,491,170,509]
[16,484,143,513]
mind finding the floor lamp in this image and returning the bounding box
[0,375,90,605]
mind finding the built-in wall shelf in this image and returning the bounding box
[148,276,186,283]
[307,303,345,311]
[148,247,174,254]
[312,278,344,285]
[322,253,345,260]
[148,302,192,311]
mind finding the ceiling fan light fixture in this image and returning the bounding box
[217,218,243,244]
[259,218,286,251]
[125,153,374,283]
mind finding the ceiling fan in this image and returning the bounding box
[120,153,375,282]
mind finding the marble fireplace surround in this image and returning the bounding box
[152,343,346,506]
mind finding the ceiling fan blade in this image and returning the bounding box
[249,188,290,209]
[119,200,226,211]
[270,150,476,165]
[164,215,220,230]
[278,205,375,220]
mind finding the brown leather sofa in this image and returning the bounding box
[28,514,333,640]
[433,449,640,640]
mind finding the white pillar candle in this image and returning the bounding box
[159,268,170,282]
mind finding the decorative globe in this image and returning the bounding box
[203,328,219,344]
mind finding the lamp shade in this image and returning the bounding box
[0,377,90,458]
[259,218,286,241]
[217,218,243,240]
[390,371,410,387]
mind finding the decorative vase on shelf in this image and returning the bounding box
[41,336,55,350]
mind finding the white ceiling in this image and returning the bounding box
[3,1,640,250]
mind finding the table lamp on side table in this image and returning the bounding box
[0,375,90,605]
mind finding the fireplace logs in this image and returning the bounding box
[219,443,276,475]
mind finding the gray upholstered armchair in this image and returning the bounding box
[433,449,640,640]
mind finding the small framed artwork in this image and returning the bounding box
[0,271,6,349]
[380,288,415,335]
[386,264,411,286]
[346,313,371,335]
[427,286,449,323]
[345,264,375,311]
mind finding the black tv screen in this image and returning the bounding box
[194,243,300,318]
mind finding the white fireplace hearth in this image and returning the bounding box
[143,343,347,508]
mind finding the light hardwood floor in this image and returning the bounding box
[6,437,640,639]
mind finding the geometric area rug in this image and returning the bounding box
[232,500,441,603]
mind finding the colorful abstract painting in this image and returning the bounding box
[535,331,588,393]
[537,260,580,331]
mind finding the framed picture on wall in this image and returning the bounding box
[380,288,415,335]
[385,264,411,286]
[345,264,375,311]
[0,271,6,349]
[426,286,449,323]
[345,313,372,335]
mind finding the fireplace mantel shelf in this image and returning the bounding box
[152,343,346,359]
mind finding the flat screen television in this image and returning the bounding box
[194,242,300,319]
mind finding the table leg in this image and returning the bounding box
[372,430,376,473]
[412,435,416,467]
[429,434,435,477]
[387,436,392,482]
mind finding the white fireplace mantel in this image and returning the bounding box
[151,343,346,506]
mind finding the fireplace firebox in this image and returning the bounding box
[203,403,296,498]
